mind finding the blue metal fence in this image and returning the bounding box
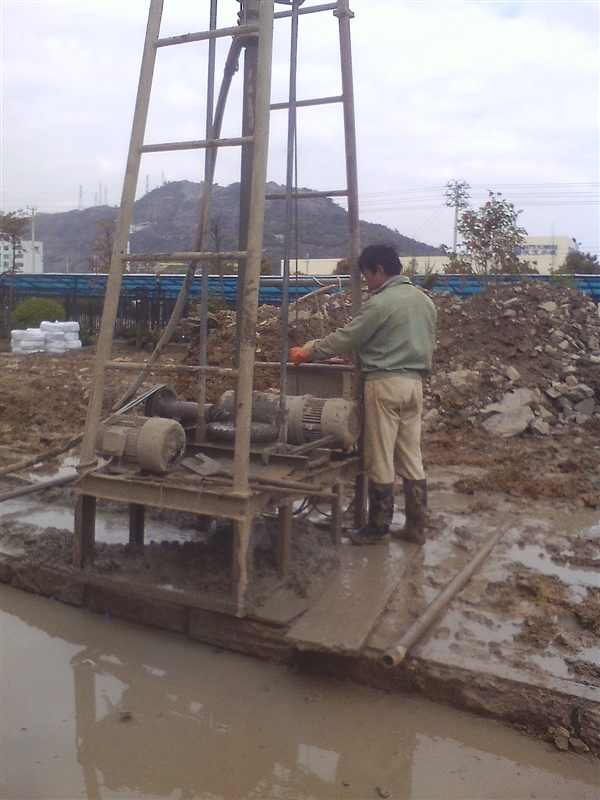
[416,272,600,300]
[2,271,599,303]
[1,271,598,338]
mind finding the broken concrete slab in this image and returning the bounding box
[285,545,405,655]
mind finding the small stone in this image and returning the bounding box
[574,397,596,417]
[482,406,534,437]
[569,737,590,754]
[529,418,550,436]
[504,365,521,383]
[582,493,599,509]
[554,726,570,751]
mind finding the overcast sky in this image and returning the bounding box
[1,0,598,254]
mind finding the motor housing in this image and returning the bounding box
[210,391,360,450]
[96,416,186,473]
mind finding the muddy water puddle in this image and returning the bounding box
[0,496,203,546]
[2,586,598,800]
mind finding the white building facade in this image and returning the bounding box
[515,237,579,274]
[281,238,579,277]
[0,240,44,274]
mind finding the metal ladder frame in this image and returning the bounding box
[74,0,364,612]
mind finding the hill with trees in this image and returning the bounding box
[34,180,441,274]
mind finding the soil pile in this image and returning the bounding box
[1,278,599,503]
[179,278,600,504]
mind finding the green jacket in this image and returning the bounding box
[310,275,437,381]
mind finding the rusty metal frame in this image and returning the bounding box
[77,452,360,614]
[74,0,363,617]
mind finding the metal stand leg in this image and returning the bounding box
[73,494,96,568]
[354,473,368,530]
[331,482,343,546]
[129,504,145,546]
[233,516,254,616]
[276,502,293,577]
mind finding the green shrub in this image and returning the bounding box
[122,324,164,348]
[422,270,438,290]
[549,275,576,291]
[79,320,95,346]
[207,289,227,313]
[11,297,66,329]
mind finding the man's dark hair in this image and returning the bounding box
[357,244,403,276]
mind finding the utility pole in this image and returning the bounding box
[445,180,470,253]
[27,206,37,273]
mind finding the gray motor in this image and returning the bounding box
[210,391,360,450]
[96,416,186,473]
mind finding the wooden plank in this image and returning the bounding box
[285,543,405,655]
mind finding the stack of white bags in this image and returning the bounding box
[11,321,82,355]
[10,328,46,354]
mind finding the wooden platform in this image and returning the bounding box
[285,545,408,655]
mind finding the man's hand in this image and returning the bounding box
[289,346,313,365]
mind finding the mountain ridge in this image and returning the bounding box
[34,180,442,273]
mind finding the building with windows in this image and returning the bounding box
[281,237,580,277]
[389,237,580,276]
[515,237,579,274]
[0,240,44,274]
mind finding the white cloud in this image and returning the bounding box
[1,0,598,252]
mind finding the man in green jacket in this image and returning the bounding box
[290,244,437,546]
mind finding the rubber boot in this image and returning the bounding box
[348,482,394,546]
[393,479,428,545]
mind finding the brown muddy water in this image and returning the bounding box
[1,586,598,800]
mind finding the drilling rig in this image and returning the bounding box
[74,0,366,616]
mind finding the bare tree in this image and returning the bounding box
[0,210,31,332]
[445,180,470,253]
[87,218,117,273]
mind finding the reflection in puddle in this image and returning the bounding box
[26,456,79,483]
[1,586,598,800]
[297,743,339,784]
[506,543,598,588]
[1,498,203,545]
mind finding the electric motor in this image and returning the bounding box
[96,416,186,473]
[210,391,360,450]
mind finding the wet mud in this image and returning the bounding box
[2,585,599,800]
[1,279,599,783]
[1,468,599,759]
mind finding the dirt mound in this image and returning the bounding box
[1,279,598,504]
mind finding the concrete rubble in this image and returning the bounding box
[423,281,599,440]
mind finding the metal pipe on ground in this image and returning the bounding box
[0,473,80,503]
[382,524,510,668]
[0,433,83,478]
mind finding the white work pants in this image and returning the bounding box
[363,375,425,485]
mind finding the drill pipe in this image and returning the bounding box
[382,524,510,668]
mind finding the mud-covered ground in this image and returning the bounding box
[1,279,599,754]
[2,279,598,500]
